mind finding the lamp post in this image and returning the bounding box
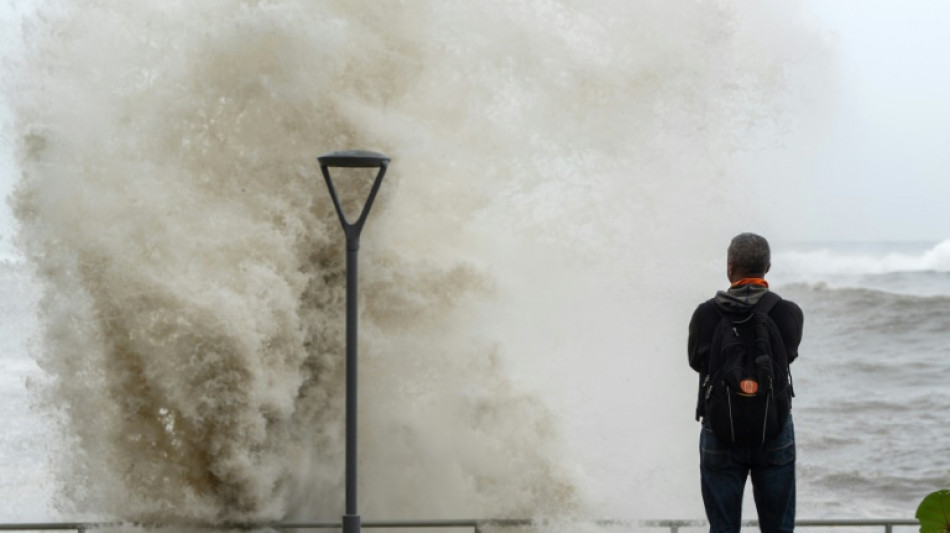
[317,150,391,533]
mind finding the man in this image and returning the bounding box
[688,233,804,533]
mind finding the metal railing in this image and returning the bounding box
[0,518,922,532]
[641,519,919,533]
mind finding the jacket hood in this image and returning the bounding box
[714,283,770,315]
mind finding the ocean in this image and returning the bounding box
[0,1,944,531]
[773,241,950,521]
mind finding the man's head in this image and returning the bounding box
[727,232,771,282]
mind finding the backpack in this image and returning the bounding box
[702,291,793,445]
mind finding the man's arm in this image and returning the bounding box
[688,301,716,421]
[775,300,804,364]
[688,302,713,373]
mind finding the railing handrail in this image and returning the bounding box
[642,518,920,533]
[0,517,922,532]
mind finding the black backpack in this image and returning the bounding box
[702,291,793,445]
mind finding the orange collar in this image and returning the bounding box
[731,277,769,288]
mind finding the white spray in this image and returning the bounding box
[7,0,825,526]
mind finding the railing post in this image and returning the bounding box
[885,523,892,533]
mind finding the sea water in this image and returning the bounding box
[774,241,950,520]
[0,0,940,530]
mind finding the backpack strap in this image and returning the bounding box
[752,291,795,397]
[753,291,781,315]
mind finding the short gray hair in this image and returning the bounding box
[728,233,770,275]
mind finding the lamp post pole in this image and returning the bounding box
[317,150,391,533]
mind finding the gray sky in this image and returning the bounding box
[1,1,949,247]
[767,0,950,242]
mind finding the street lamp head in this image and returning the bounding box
[317,149,391,238]
[318,150,390,168]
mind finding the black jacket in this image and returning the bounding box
[688,284,804,420]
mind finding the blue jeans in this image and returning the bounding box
[700,415,796,533]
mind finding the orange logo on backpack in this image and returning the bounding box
[739,379,758,396]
